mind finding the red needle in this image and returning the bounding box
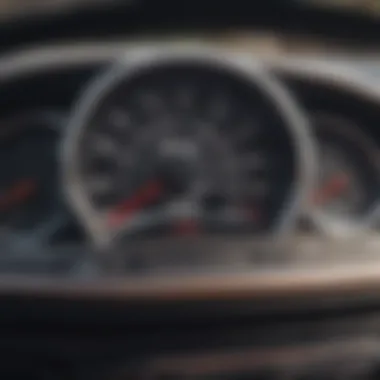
[107,180,164,227]
[0,178,37,212]
[313,173,350,206]
[173,219,199,236]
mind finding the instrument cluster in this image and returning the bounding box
[1,44,380,282]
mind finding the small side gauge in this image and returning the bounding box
[309,113,380,236]
[0,111,76,250]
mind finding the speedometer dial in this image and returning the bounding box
[64,50,315,249]
[81,68,294,238]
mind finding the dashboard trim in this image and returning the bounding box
[1,255,380,301]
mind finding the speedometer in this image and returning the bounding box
[63,49,315,249]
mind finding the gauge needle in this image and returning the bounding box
[313,173,350,206]
[107,180,164,227]
[0,179,37,211]
[173,219,199,236]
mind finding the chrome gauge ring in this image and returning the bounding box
[62,47,316,250]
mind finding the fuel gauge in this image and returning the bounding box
[0,111,78,251]
[310,114,380,236]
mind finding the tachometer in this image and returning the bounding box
[64,49,315,249]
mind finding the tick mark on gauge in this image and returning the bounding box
[243,181,269,198]
[89,156,118,175]
[159,139,198,160]
[138,91,163,112]
[87,177,113,194]
[108,108,131,130]
[87,133,119,157]
[232,123,260,146]
[176,86,196,110]
[201,193,227,212]
[240,152,267,171]
[207,94,231,121]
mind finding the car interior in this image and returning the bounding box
[3,1,380,379]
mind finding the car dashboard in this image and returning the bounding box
[3,36,380,378]
[1,43,380,290]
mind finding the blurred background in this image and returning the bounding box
[0,0,380,15]
[1,0,379,55]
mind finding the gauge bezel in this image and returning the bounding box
[62,46,316,248]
